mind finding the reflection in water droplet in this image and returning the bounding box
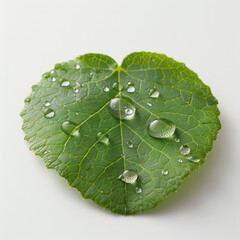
[148,119,176,139]
[136,187,142,194]
[127,141,134,148]
[149,89,160,98]
[61,80,70,87]
[103,86,110,92]
[109,97,136,120]
[97,132,110,145]
[24,97,31,103]
[175,138,180,142]
[161,169,169,176]
[147,102,152,107]
[119,170,138,184]
[44,101,51,107]
[44,109,55,118]
[61,121,78,136]
[179,145,191,155]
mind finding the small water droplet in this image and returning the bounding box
[192,158,200,163]
[149,89,160,98]
[175,138,180,142]
[61,121,78,136]
[100,190,103,194]
[44,109,55,118]
[44,101,51,107]
[126,83,135,93]
[24,97,31,103]
[74,88,79,93]
[109,97,136,120]
[136,187,142,194]
[75,64,80,69]
[179,145,191,155]
[127,141,134,148]
[50,70,54,74]
[103,86,110,92]
[43,72,51,78]
[61,80,70,87]
[178,159,183,163]
[147,102,152,107]
[97,132,110,145]
[112,82,118,90]
[161,169,169,176]
[51,77,56,82]
[148,119,176,139]
[119,170,138,184]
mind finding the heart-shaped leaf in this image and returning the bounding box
[21,52,221,215]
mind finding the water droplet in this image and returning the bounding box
[119,170,138,184]
[179,145,191,155]
[100,190,103,194]
[97,132,109,145]
[175,138,180,142]
[75,64,80,69]
[192,158,200,163]
[109,97,136,120]
[147,102,152,107]
[43,72,50,78]
[126,83,135,93]
[44,101,51,107]
[148,118,176,139]
[136,187,142,194]
[127,141,134,148]
[51,77,56,82]
[112,82,118,90]
[61,80,70,87]
[161,169,169,176]
[149,89,160,98]
[103,86,110,92]
[74,88,79,93]
[61,121,78,136]
[24,97,31,103]
[44,109,55,118]
[178,159,183,163]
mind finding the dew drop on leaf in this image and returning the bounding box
[75,64,80,69]
[61,80,70,87]
[148,118,176,139]
[44,109,55,118]
[103,86,110,92]
[44,101,51,107]
[126,83,136,93]
[97,132,110,145]
[161,169,169,176]
[127,141,134,148]
[149,89,160,98]
[178,159,183,163]
[136,187,142,194]
[24,97,31,103]
[147,102,152,107]
[109,97,136,120]
[61,121,78,135]
[179,145,191,155]
[119,170,138,184]
[51,77,56,82]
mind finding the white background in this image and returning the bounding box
[1,0,240,239]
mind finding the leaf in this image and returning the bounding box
[21,52,221,215]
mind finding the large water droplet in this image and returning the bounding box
[126,83,135,93]
[61,80,70,87]
[148,118,176,139]
[179,145,191,155]
[44,101,51,107]
[119,170,138,184]
[135,187,142,194]
[149,89,160,98]
[44,109,55,118]
[97,132,110,145]
[161,169,169,176]
[109,97,136,120]
[103,86,110,92]
[61,121,78,136]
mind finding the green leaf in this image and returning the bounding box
[21,52,221,215]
